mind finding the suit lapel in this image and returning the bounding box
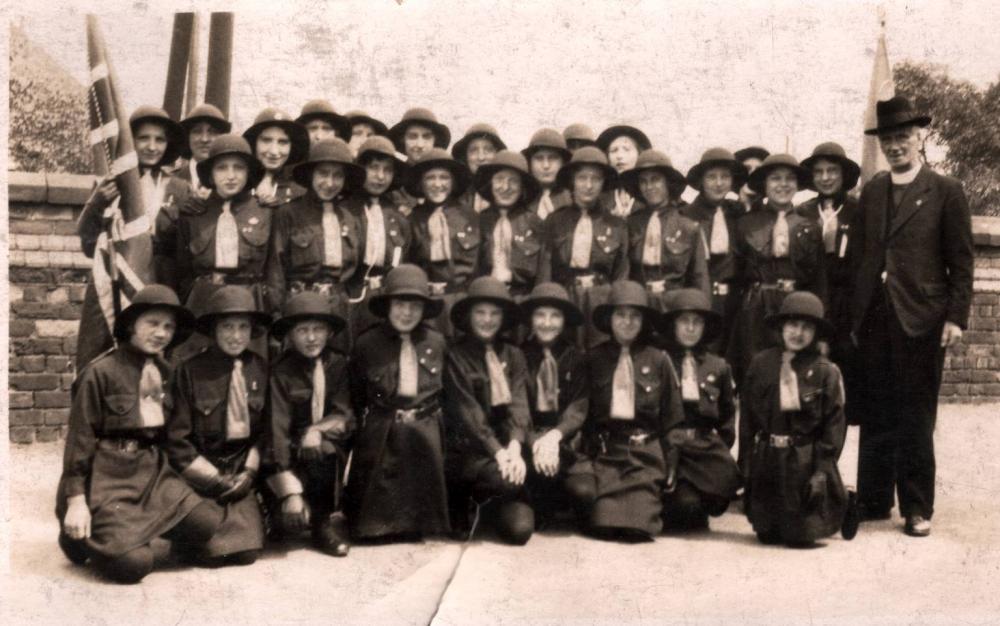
[888,167,933,239]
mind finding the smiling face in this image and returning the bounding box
[611,306,643,346]
[421,167,454,204]
[305,119,337,145]
[491,168,523,208]
[311,162,346,201]
[256,126,292,172]
[211,155,249,199]
[531,306,565,346]
[702,166,734,203]
[389,297,425,333]
[878,125,921,173]
[470,302,504,341]
[188,121,221,162]
[607,136,640,173]
[571,164,605,208]
[811,158,844,197]
[781,318,817,353]
[349,122,377,155]
[213,314,253,357]
[674,311,706,348]
[135,122,169,167]
[363,155,395,197]
[404,124,436,161]
[290,319,331,359]
[465,137,498,174]
[129,308,177,355]
[529,148,564,187]
[637,170,669,207]
[764,167,799,207]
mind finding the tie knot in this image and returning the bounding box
[222,200,232,213]
[233,359,243,371]
[400,332,412,343]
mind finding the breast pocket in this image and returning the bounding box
[188,222,215,259]
[796,384,825,431]
[238,217,271,263]
[288,228,321,268]
[102,393,139,431]
[697,382,721,420]
[635,370,662,414]
[664,237,692,268]
[193,392,227,443]
[591,232,622,272]
[453,224,481,263]
[510,236,542,274]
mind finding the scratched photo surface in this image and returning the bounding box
[4,1,1000,624]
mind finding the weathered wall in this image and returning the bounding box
[7,172,1000,443]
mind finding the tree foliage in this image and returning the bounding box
[895,61,1000,216]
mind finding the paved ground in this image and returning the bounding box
[4,404,1000,625]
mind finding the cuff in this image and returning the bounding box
[180,455,221,488]
[244,447,261,473]
[485,437,503,456]
[266,471,304,499]
[63,476,86,498]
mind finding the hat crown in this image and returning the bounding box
[383,264,432,298]
[357,136,399,160]
[300,99,338,116]
[401,107,439,124]
[759,153,801,169]
[597,124,652,152]
[776,291,826,320]
[563,123,596,142]
[305,138,355,165]
[527,281,571,302]
[202,285,259,317]
[810,142,848,159]
[568,146,611,166]
[130,104,174,125]
[281,291,333,319]
[528,128,567,150]
[465,276,514,303]
[414,147,454,164]
[130,283,182,308]
[207,133,253,159]
[183,103,227,123]
[633,149,675,170]
[483,150,529,174]
[668,288,712,313]
[606,280,650,309]
[700,147,737,163]
[463,122,500,137]
[876,96,916,118]
[253,107,292,125]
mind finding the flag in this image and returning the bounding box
[861,18,894,184]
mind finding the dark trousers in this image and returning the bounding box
[855,287,944,519]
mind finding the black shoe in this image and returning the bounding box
[841,490,860,540]
[313,512,350,557]
[904,515,931,537]
[58,532,89,565]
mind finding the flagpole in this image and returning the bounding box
[162,13,195,121]
[184,13,200,117]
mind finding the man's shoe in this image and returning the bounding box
[904,515,932,537]
[314,512,350,556]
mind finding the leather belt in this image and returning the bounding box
[366,275,384,290]
[671,427,712,441]
[393,402,441,423]
[98,438,149,453]
[756,432,813,449]
[599,429,655,448]
[644,279,666,294]
[712,281,730,296]
[428,281,448,296]
[755,278,796,293]
[573,274,605,289]
[289,280,339,296]
[198,273,263,286]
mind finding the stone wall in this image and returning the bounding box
[7,172,1000,442]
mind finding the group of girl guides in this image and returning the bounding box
[61,100,862,583]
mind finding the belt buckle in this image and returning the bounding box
[428,282,447,296]
[289,281,305,294]
[395,408,417,423]
[769,434,791,448]
[629,432,650,446]
[314,283,334,296]
[645,280,666,294]
[713,282,729,296]
[777,279,795,292]
[210,272,226,285]
[367,275,383,290]
[575,275,596,289]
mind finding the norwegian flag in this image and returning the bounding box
[85,15,155,331]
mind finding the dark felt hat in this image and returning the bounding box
[196,133,265,190]
[291,138,366,194]
[113,284,195,348]
[473,150,541,205]
[686,147,748,191]
[765,291,834,338]
[522,127,572,162]
[403,147,471,199]
[296,99,351,140]
[129,105,185,166]
[388,107,451,151]
[660,288,723,344]
[554,146,618,192]
[864,96,932,136]
[734,146,770,164]
[596,124,652,153]
[345,110,389,136]
[179,103,232,159]
[242,107,310,166]
[619,149,688,200]
[451,123,506,163]
[592,280,659,335]
[746,153,810,195]
[356,135,408,191]
[519,282,584,328]
[270,291,346,340]
[801,142,862,191]
[368,264,444,319]
[563,123,598,148]
[450,276,521,334]
[195,285,272,337]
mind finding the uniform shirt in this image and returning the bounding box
[255,173,306,209]
[666,348,736,447]
[732,207,828,302]
[795,195,858,288]
[681,194,743,286]
[543,204,630,286]
[479,204,548,293]
[61,345,171,498]
[349,323,447,415]
[627,203,710,294]
[443,336,531,457]
[410,200,482,288]
[521,337,588,437]
[527,188,572,221]
[343,193,413,273]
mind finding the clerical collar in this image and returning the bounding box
[890,163,922,185]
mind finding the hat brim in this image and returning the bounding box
[473,164,541,205]
[521,144,572,163]
[734,147,770,163]
[368,291,444,320]
[686,159,748,191]
[404,159,471,199]
[178,116,232,159]
[800,154,862,192]
[113,302,196,350]
[270,311,347,340]
[196,151,265,190]
[765,312,834,339]
[452,132,507,162]
[596,126,652,153]
[348,115,389,136]
[291,159,367,194]
[295,112,352,140]
[243,121,311,166]
[620,164,688,200]
[196,310,273,338]
[519,296,584,328]
[659,307,724,344]
[450,295,522,335]
[357,149,409,192]
[388,119,451,151]
[555,160,618,193]
[591,303,659,336]
[131,115,186,166]
[747,163,811,195]
[864,115,932,136]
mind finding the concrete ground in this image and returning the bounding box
[4,404,1000,625]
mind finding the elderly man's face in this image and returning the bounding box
[878,126,921,173]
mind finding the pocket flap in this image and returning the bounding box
[105,394,137,415]
[290,229,314,248]
[921,283,948,297]
[195,393,226,416]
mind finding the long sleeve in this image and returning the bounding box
[174,207,196,303]
[941,178,974,329]
[310,357,356,439]
[61,368,103,498]
[738,362,761,479]
[266,370,296,473]
[687,226,711,295]
[717,361,737,449]
[164,363,221,484]
[554,349,588,438]
[610,224,630,281]
[347,346,370,428]
[815,363,847,476]
[444,347,503,456]
[504,347,532,446]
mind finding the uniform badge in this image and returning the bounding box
[251,380,258,391]
[248,217,260,225]
[341,225,349,237]
[389,229,398,237]
[707,374,716,383]
[641,366,650,374]
[916,199,923,206]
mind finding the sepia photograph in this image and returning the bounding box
[3,0,1000,623]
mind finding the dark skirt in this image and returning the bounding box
[200,447,264,557]
[667,429,742,500]
[55,443,201,558]
[728,284,786,384]
[590,438,666,536]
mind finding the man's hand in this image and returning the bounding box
[941,321,963,348]
[63,495,91,540]
[531,430,562,478]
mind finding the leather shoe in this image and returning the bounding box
[314,512,350,556]
[904,515,932,537]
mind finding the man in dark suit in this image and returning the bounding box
[850,97,974,537]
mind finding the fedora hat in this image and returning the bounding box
[242,107,310,166]
[619,149,688,200]
[345,110,389,136]
[765,291,834,339]
[555,146,618,192]
[450,276,521,334]
[129,105,185,166]
[592,280,659,335]
[196,133,265,190]
[291,138,366,194]
[686,147,748,191]
[801,142,861,192]
[403,147,471,199]
[473,150,541,205]
[271,291,347,340]
[388,107,451,151]
[521,127,572,162]
[356,135,408,190]
[296,99,351,140]
[113,284,195,349]
[660,288,723,344]
[596,124,652,153]
[368,264,444,320]
[451,123,506,163]
[734,146,770,164]
[563,123,598,148]
[178,103,232,158]
[746,153,810,195]
[195,285,272,337]
[864,96,932,136]
[519,282,584,328]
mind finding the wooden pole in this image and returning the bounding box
[205,12,234,119]
[162,12,195,120]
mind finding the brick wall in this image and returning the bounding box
[6,172,1000,442]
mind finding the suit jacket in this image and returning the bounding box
[849,167,973,337]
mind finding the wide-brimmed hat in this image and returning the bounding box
[660,288,723,344]
[554,146,618,192]
[686,147,748,191]
[592,280,659,335]
[270,291,347,340]
[368,264,444,320]
[473,150,541,205]
[113,283,195,349]
[800,142,861,191]
[388,107,451,151]
[596,124,652,153]
[619,149,688,200]
[345,110,389,136]
[195,285,272,337]
[734,146,770,164]
[452,123,506,163]
[356,135,408,190]
[242,107,310,166]
[765,291,834,338]
[403,147,471,199]
[563,123,598,148]
[179,103,232,159]
[291,138,366,194]
[129,105,185,166]
[864,96,932,136]
[450,276,521,334]
[521,128,572,162]
[746,153,810,195]
[196,134,265,190]
[519,282,584,328]
[296,99,351,140]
